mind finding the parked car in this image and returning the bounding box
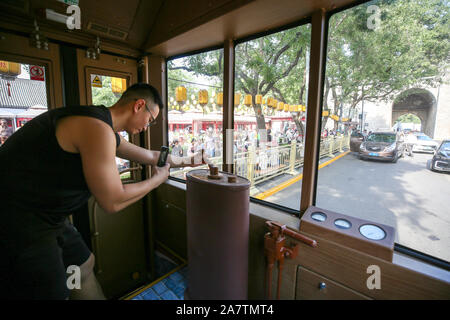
[359,131,405,163]
[350,131,365,152]
[412,133,439,153]
[431,140,450,173]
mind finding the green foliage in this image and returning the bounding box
[92,76,121,106]
[397,113,421,123]
[167,0,449,129]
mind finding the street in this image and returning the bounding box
[263,151,450,262]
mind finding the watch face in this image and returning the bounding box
[311,212,327,222]
[359,224,386,240]
[334,219,352,229]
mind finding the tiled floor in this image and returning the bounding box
[130,251,188,300]
[131,266,188,300]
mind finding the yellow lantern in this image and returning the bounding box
[234,93,241,106]
[216,92,223,106]
[198,89,208,106]
[175,86,187,104]
[244,94,252,106]
[295,105,300,112]
[0,61,21,76]
[266,97,273,107]
[111,77,127,94]
[302,105,306,112]
[255,94,262,105]
[262,99,266,105]
[284,104,289,112]
[322,110,329,117]
[289,105,295,112]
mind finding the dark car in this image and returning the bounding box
[431,140,450,173]
[358,132,405,163]
[350,131,365,152]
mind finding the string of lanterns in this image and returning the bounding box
[170,86,347,122]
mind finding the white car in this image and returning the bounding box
[412,133,439,153]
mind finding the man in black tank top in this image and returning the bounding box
[0,83,208,299]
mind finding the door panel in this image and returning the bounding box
[76,50,147,297]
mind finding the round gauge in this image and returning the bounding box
[359,224,386,240]
[311,212,327,222]
[334,219,352,229]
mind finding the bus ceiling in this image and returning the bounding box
[0,0,358,58]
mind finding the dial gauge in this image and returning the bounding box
[311,212,327,222]
[334,219,352,229]
[359,224,386,240]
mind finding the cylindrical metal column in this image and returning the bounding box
[185,168,250,300]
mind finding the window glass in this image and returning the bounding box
[167,50,224,179]
[233,24,311,211]
[0,61,48,145]
[90,74,130,179]
[317,0,450,261]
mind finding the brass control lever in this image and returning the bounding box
[264,221,317,299]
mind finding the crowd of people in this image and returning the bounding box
[168,125,310,159]
[0,118,14,146]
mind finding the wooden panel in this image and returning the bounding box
[0,31,63,109]
[88,197,147,299]
[148,55,167,152]
[76,48,138,105]
[297,266,371,300]
[154,198,188,260]
[290,230,450,300]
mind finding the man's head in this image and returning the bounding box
[116,83,164,134]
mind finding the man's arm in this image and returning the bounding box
[74,119,169,213]
[116,136,209,168]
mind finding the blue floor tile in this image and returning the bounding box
[163,277,178,291]
[169,271,183,283]
[151,281,169,295]
[141,288,160,300]
[173,284,186,299]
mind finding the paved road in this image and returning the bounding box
[264,151,450,262]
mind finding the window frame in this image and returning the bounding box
[163,0,450,269]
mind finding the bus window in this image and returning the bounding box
[167,49,224,179]
[0,61,48,145]
[316,0,449,262]
[234,23,311,211]
[90,74,131,179]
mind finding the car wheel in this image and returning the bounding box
[392,153,398,163]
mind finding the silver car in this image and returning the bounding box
[412,133,439,153]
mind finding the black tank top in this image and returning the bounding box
[0,105,120,250]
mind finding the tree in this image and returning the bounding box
[324,0,450,131]
[167,0,450,141]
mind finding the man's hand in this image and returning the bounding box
[151,163,171,185]
[190,149,211,167]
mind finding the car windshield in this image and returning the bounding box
[440,142,450,151]
[416,135,432,141]
[366,134,396,143]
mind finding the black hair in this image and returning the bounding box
[119,83,164,110]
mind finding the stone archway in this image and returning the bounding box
[392,88,437,137]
